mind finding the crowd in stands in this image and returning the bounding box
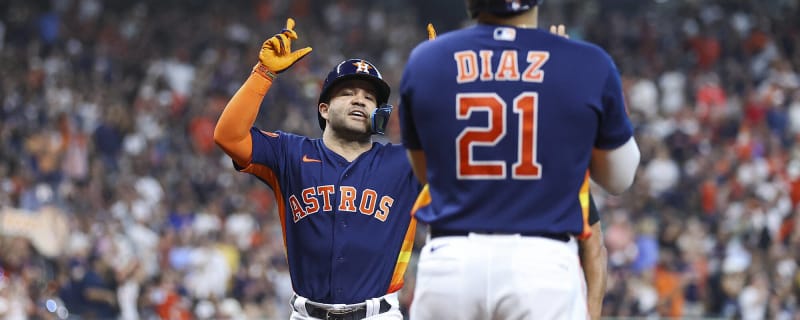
[0,0,798,319]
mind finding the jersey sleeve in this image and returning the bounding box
[595,58,634,150]
[399,61,422,150]
[233,128,285,171]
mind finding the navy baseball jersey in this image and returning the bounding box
[400,24,632,237]
[237,128,421,304]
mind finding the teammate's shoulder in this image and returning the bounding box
[408,36,440,59]
[409,26,473,57]
[576,40,610,55]
[560,37,614,62]
[540,36,616,75]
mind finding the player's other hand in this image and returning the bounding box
[549,24,569,39]
[259,18,313,73]
[427,23,437,40]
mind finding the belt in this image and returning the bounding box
[291,295,392,320]
[430,228,570,242]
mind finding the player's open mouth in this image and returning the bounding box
[349,110,367,119]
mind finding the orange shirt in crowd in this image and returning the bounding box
[654,265,685,317]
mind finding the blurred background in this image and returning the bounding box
[1,0,799,319]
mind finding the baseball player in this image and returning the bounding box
[214,18,421,320]
[428,21,610,319]
[432,21,608,319]
[399,0,640,319]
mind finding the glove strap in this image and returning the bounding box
[252,63,277,81]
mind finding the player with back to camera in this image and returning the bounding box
[401,1,639,319]
[213,18,421,320]
[424,22,609,320]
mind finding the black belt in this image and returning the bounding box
[430,228,570,242]
[292,295,392,320]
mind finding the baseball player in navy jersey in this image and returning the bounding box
[425,22,609,319]
[214,18,421,320]
[400,0,640,319]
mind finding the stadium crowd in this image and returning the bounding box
[0,0,799,319]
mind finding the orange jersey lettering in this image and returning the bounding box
[374,196,394,222]
[360,189,378,215]
[479,50,494,81]
[289,195,307,222]
[454,51,479,83]
[290,185,398,223]
[302,187,320,214]
[339,186,358,212]
[522,51,549,82]
[495,50,520,81]
[317,185,335,211]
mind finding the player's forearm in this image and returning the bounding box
[406,150,428,184]
[580,223,608,320]
[582,248,607,320]
[214,71,273,165]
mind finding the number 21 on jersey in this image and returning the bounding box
[456,92,542,180]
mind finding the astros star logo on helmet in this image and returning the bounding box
[353,60,373,73]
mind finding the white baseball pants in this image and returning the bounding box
[410,233,587,320]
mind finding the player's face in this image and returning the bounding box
[322,79,378,136]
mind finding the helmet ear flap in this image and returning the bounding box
[371,104,393,135]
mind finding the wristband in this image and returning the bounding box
[252,63,277,81]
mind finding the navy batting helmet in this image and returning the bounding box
[317,59,392,134]
[467,0,542,19]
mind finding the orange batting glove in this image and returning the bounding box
[427,23,437,40]
[256,18,313,78]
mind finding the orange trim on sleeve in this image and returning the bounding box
[410,184,431,218]
[213,71,274,167]
[387,184,428,293]
[387,218,417,293]
[241,163,289,259]
[577,171,593,240]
